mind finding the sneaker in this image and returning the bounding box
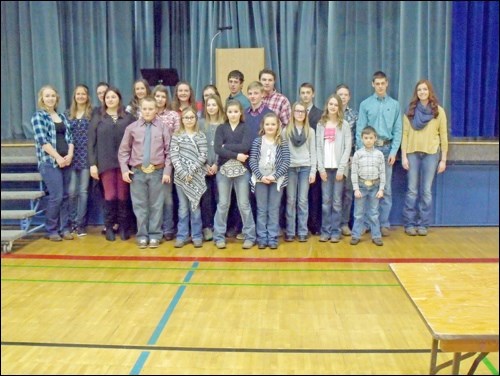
[319,235,329,242]
[193,239,203,248]
[105,228,116,241]
[236,232,245,240]
[330,236,341,243]
[149,239,160,248]
[215,240,226,249]
[242,240,254,249]
[405,227,417,236]
[62,232,74,240]
[297,235,308,242]
[285,235,294,242]
[417,227,428,236]
[269,244,278,249]
[372,238,384,246]
[163,233,174,241]
[258,243,267,249]
[48,234,62,242]
[76,227,87,237]
[350,238,360,245]
[203,228,213,241]
[137,239,148,249]
[381,227,390,237]
[341,225,352,236]
[174,239,186,248]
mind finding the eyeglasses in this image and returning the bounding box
[183,116,196,120]
[294,110,306,114]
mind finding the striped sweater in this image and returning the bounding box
[248,136,290,193]
[170,131,208,210]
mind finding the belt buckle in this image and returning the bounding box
[141,164,155,174]
[364,179,373,187]
[375,139,383,147]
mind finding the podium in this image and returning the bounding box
[140,68,179,87]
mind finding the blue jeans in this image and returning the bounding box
[307,172,322,234]
[377,144,393,227]
[364,144,393,228]
[39,162,72,236]
[162,181,175,235]
[403,151,440,228]
[352,182,382,239]
[213,171,256,243]
[255,182,283,246]
[176,186,203,242]
[320,169,344,238]
[68,168,90,229]
[200,174,217,229]
[130,168,164,242]
[286,166,311,237]
[340,165,353,227]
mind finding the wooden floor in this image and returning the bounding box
[1,226,499,375]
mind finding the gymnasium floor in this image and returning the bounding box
[1,226,498,375]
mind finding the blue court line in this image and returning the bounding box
[129,261,199,375]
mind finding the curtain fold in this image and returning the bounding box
[1,1,497,140]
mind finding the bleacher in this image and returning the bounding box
[1,141,45,253]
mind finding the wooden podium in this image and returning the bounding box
[215,48,265,102]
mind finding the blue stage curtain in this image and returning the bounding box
[3,1,498,140]
[451,1,499,137]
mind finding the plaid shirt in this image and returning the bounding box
[351,147,386,191]
[344,106,359,155]
[32,110,73,167]
[157,109,180,137]
[262,90,291,127]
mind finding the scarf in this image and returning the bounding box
[290,126,307,147]
[409,102,434,131]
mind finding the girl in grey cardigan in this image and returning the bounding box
[316,94,352,243]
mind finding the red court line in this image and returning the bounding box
[1,253,499,263]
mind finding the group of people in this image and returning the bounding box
[31,68,448,248]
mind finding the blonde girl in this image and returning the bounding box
[31,85,74,241]
[316,93,352,243]
[283,101,317,242]
[249,112,290,249]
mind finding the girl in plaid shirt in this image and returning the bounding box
[31,85,74,241]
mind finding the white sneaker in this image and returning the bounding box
[242,240,254,249]
[341,225,351,236]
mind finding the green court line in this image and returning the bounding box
[1,278,399,287]
[483,357,500,375]
[1,264,389,273]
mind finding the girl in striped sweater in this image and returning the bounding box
[249,112,290,249]
[170,107,208,248]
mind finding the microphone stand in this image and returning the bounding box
[209,31,222,84]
